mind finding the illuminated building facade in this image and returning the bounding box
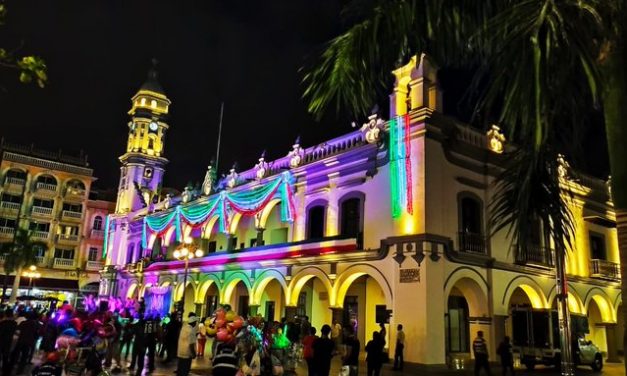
[0,140,114,301]
[101,55,623,365]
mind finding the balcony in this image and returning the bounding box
[35,255,45,266]
[0,201,20,215]
[35,182,57,195]
[0,227,15,238]
[515,245,554,268]
[85,260,104,271]
[32,231,49,241]
[457,232,487,254]
[56,233,79,244]
[590,259,621,281]
[32,206,53,217]
[61,210,82,222]
[90,229,105,239]
[64,188,86,201]
[53,258,75,269]
[4,177,25,190]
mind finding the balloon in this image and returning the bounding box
[225,310,236,322]
[62,328,78,337]
[206,324,218,336]
[214,318,226,329]
[216,328,230,342]
[215,309,226,320]
[230,316,244,330]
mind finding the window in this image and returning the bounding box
[29,222,50,232]
[1,194,21,203]
[446,296,470,353]
[307,205,325,239]
[88,247,99,261]
[230,237,238,250]
[59,225,79,236]
[33,198,53,208]
[340,197,363,238]
[34,245,46,258]
[459,196,482,234]
[589,232,606,260]
[208,241,217,253]
[126,244,135,264]
[0,218,16,228]
[37,175,57,185]
[93,216,103,230]
[238,296,249,318]
[62,203,82,213]
[66,180,85,190]
[54,248,75,259]
[6,169,26,179]
[296,292,307,317]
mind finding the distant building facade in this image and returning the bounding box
[0,140,114,301]
[101,55,623,365]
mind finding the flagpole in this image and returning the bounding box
[215,102,225,173]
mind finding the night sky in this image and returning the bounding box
[0,1,609,192]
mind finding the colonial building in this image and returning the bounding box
[101,55,623,365]
[0,140,114,301]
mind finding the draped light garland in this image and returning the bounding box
[141,171,296,249]
[389,113,413,218]
[102,215,111,258]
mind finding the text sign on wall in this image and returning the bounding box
[399,268,420,283]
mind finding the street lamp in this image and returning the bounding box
[173,239,203,315]
[22,265,41,296]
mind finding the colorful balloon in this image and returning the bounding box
[225,310,236,322]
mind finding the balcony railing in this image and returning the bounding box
[0,227,15,237]
[0,201,20,211]
[36,182,57,192]
[590,259,621,281]
[57,233,79,243]
[4,177,25,187]
[0,254,5,263]
[32,231,49,240]
[35,256,45,266]
[32,206,53,217]
[457,232,487,254]
[53,258,75,269]
[61,210,82,221]
[515,245,554,267]
[85,260,104,271]
[90,229,105,239]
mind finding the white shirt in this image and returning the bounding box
[177,323,198,358]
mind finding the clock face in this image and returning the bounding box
[149,121,158,131]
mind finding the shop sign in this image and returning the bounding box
[399,268,420,283]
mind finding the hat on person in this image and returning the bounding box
[188,316,199,324]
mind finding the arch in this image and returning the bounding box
[584,289,615,323]
[334,264,393,308]
[174,280,195,301]
[126,282,138,299]
[201,216,220,239]
[501,276,548,309]
[443,267,489,296]
[222,271,253,304]
[306,200,327,239]
[162,226,177,247]
[444,270,489,317]
[258,198,282,229]
[93,215,104,231]
[288,267,334,306]
[159,279,172,288]
[65,178,86,191]
[197,274,223,303]
[251,269,289,306]
[35,173,58,186]
[139,283,153,298]
[229,212,243,234]
[547,284,584,314]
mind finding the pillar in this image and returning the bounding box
[226,234,234,251]
[255,228,265,246]
[330,307,344,326]
[195,303,203,317]
[326,173,340,236]
[604,323,621,362]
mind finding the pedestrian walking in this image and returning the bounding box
[0,309,17,376]
[342,326,360,376]
[129,313,146,376]
[497,336,514,376]
[392,324,405,371]
[473,331,492,376]
[12,311,38,375]
[312,324,335,376]
[365,332,385,376]
[302,327,318,376]
[177,314,199,376]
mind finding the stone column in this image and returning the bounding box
[326,173,340,237]
[255,228,265,246]
[604,323,621,363]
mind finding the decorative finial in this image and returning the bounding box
[148,58,159,80]
[255,151,268,180]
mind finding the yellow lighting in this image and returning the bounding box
[29,265,36,272]
[194,249,204,258]
[173,250,181,259]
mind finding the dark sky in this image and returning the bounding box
[0,1,609,191]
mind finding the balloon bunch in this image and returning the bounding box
[206,304,245,344]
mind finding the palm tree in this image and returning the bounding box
[303,0,626,372]
[1,228,48,303]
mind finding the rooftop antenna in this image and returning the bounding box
[215,102,225,173]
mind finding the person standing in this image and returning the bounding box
[129,313,146,376]
[177,314,199,376]
[473,331,492,376]
[312,325,335,376]
[119,316,134,363]
[497,336,514,376]
[300,316,311,341]
[392,324,405,371]
[302,327,318,376]
[365,332,385,376]
[197,318,207,357]
[342,326,360,376]
[12,311,38,375]
[0,310,17,376]
[164,313,181,364]
[331,321,343,349]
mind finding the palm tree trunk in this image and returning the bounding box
[601,39,627,375]
[9,265,22,303]
[1,273,7,302]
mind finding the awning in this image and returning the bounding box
[2,276,79,291]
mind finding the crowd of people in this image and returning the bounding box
[0,299,409,376]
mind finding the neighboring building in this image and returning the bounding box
[0,140,114,301]
[101,55,623,365]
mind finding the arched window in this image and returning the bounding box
[306,205,326,239]
[36,174,57,187]
[446,295,470,353]
[126,244,135,265]
[339,194,364,246]
[93,216,103,231]
[457,193,485,253]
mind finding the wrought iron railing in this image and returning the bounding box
[515,245,555,267]
[590,259,621,281]
[457,232,487,254]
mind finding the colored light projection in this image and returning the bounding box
[140,171,296,249]
[389,114,413,218]
[144,286,172,318]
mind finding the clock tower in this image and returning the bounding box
[116,62,171,213]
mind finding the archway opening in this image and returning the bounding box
[340,274,387,347]
[292,276,332,333]
[204,283,220,318]
[257,279,285,322]
[587,298,608,353]
[183,283,196,316]
[446,278,488,358]
[263,203,289,246]
[227,280,250,318]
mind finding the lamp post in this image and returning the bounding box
[22,265,41,296]
[173,240,203,316]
